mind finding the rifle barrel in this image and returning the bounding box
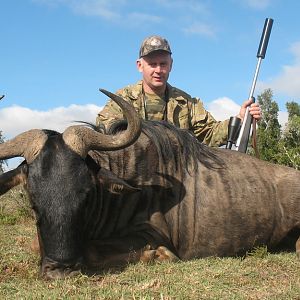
[235,18,273,153]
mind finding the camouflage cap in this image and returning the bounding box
[139,35,172,58]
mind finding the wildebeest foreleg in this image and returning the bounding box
[85,231,178,269]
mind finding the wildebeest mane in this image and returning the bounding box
[42,129,61,136]
[140,120,225,172]
[102,119,225,172]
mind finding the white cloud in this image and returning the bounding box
[70,0,122,20]
[74,0,162,27]
[32,0,211,30]
[0,103,102,171]
[0,104,102,139]
[236,0,271,9]
[207,96,288,127]
[259,42,300,99]
[182,21,216,38]
[290,42,300,63]
[127,12,162,24]
[33,0,162,25]
[278,111,288,128]
[31,0,64,6]
[154,0,209,14]
[207,97,241,121]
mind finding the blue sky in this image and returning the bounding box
[1,0,300,142]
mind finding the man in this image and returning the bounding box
[96,35,261,147]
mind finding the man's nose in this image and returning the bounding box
[154,65,162,72]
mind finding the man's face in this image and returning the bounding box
[137,51,173,94]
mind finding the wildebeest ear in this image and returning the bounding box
[97,168,140,194]
[0,162,28,195]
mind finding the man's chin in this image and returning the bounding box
[152,81,165,87]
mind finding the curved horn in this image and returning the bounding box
[62,89,141,157]
[0,129,48,164]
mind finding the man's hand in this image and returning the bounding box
[237,98,261,121]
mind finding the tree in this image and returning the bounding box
[276,101,300,169]
[252,90,300,170]
[255,89,281,164]
[286,101,300,117]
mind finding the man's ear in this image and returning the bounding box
[97,168,141,194]
[136,58,143,73]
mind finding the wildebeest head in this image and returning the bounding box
[0,90,141,279]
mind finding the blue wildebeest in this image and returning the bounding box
[0,90,299,279]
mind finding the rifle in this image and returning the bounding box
[0,95,4,101]
[226,18,273,153]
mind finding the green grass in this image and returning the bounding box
[1,189,300,299]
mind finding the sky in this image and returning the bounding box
[1,0,300,168]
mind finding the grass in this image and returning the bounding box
[1,189,300,299]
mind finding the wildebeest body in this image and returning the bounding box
[88,122,300,261]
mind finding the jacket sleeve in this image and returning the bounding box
[189,98,229,147]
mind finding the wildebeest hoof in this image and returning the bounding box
[41,260,82,280]
[43,268,81,280]
[140,245,179,263]
[140,244,156,263]
[155,246,180,262]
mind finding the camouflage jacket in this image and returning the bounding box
[96,81,229,147]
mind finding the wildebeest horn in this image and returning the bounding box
[62,89,141,157]
[0,129,48,164]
